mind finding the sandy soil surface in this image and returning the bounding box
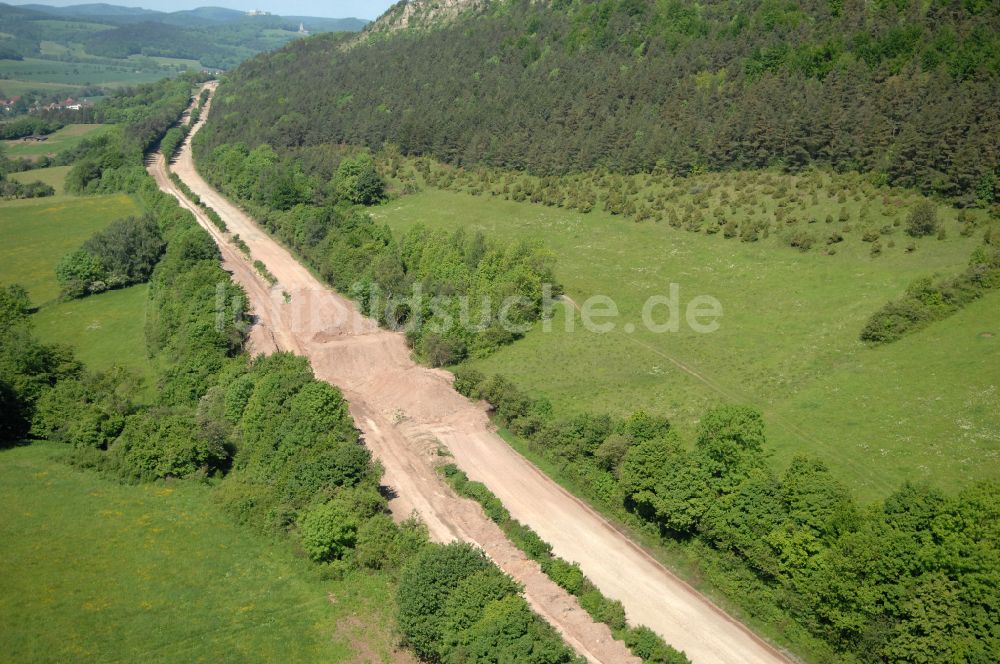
[149,83,792,664]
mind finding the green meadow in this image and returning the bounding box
[0,192,138,303]
[2,124,111,160]
[0,189,155,388]
[376,185,999,501]
[0,78,82,97]
[0,441,404,663]
[10,164,71,194]
[33,283,154,388]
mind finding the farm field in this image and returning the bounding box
[0,78,82,97]
[0,192,139,303]
[377,185,999,501]
[0,441,404,663]
[9,164,71,194]
[0,57,172,87]
[2,124,111,160]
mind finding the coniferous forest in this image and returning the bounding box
[204,0,999,206]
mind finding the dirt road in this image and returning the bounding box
[151,83,792,664]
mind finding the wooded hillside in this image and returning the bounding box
[204,0,999,205]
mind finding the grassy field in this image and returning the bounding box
[142,55,202,70]
[376,185,999,501]
[0,442,406,663]
[9,165,72,195]
[2,124,111,160]
[0,192,138,304]
[33,284,154,392]
[0,190,154,393]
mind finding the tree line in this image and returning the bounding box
[63,73,208,196]
[861,224,1000,344]
[440,463,690,664]
[0,173,54,200]
[194,140,559,364]
[204,0,998,206]
[451,369,999,663]
[0,116,63,140]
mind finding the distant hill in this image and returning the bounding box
[0,2,368,69]
[20,2,160,19]
[208,0,999,205]
[18,2,161,24]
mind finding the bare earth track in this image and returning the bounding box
[150,83,792,664]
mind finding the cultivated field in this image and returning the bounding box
[0,78,81,97]
[0,442,404,663]
[0,57,173,87]
[376,185,999,501]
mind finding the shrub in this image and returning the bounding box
[540,557,584,595]
[787,232,815,251]
[253,259,277,285]
[108,411,227,481]
[332,153,386,205]
[55,249,106,298]
[464,480,510,523]
[298,498,360,562]
[31,369,134,448]
[622,626,690,663]
[397,542,494,659]
[452,367,485,398]
[355,514,428,571]
[906,201,939,237]
[505,520,553,561]
[579,590,628,631]
[160,126,188,160]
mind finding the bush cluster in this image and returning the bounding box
[55,214,166,299]
[452,368,1000,662]
[397,542,579,664]
[0,173,55,200]
[861,233,1000,344]
[196,141,559,363]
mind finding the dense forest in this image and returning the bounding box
[203,0,999,205]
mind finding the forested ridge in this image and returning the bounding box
[205,0,998,205]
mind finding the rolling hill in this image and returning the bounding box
[0,2,367,69]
